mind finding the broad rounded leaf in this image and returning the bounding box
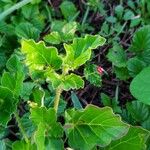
[65,105,129,150]
[104,126,150,150]
[130,67,150,105]
[21,39,62,72]
[123,10,134,21]
[130,25,150,53]
[21,4,39,19]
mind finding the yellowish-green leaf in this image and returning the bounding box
[46,72,84,90]
[21,39,62,72]
[12,140,36,150]
[63,35,106,70]
[34,123,46,150]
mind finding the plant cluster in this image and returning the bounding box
[0,0,150,150]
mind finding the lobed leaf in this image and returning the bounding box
[6,55,23,72]
[21,39,62,72]
[44,22,77,44]
[63,34,106,70]
[65,105,129,150]
[46,72,84,91]
[1,71,24,97]
[30,107,64,149]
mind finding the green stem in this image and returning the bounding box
[141,0,146,19]
[120,0,123,5]
[81,5,90,27]
[53,66,69,112]
[54,87,63,112]
[14,112,29,143]
[0,0,32,21]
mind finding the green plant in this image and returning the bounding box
[1,34,149,149]
[1,0,150,149]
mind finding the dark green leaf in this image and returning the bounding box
[101,93,111,106]
[130,66,150,105]
[15,22,40,40]
[127,57,146,77]
[114,67,129,80]
[126,101,149,122]
[60,1,77,21]
[107,44,127,68]
[84,64,102,87]
[6,55,23,72]
[130,25,150,53]
[0,86,17,126]
[123,10,134,20]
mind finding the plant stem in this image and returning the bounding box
[14,112,29,143]
[81,5,90,27]
[0,0,32,21]
[54,87,63,112]
[53,66,69,112]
